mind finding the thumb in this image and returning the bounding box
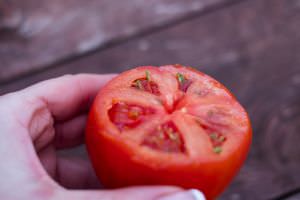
[57,186,205,200]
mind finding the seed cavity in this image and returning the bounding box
[142,121,185,153]
[131,71,160,95]
[196,119,226,154]
[108,102,155,130]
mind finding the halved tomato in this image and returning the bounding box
[86,65,252,200]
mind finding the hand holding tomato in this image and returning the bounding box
[0,74,205,200]
[86,65,252,200]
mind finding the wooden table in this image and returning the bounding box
[1,0,300,199]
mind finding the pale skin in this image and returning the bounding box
[0,74,205,200]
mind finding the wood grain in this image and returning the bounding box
[1,0,300,199]
[0,0,238,83]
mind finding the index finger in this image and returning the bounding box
[21,74,116,121]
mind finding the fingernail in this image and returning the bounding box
[157,189,206,200]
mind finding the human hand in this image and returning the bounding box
[0,74,205,200]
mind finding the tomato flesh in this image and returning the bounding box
[86,65,252,200]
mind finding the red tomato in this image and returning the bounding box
[86,65,252,200]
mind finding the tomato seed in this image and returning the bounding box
[176,73,193,92]
[213,146,222,154]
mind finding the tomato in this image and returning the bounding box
[86,65,252,200]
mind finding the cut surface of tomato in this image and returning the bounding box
[86,65,252,200]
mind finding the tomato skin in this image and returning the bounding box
[86,65,252,200]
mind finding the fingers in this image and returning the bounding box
[38,144,56,178]
[53,156,206,200]
[55,157,100,189]
[157,189,206,200]
[38,147,100,189]
[58,186,186,200]
[58,187,205,200]
[54,115,87,149]
[21,74,116,121]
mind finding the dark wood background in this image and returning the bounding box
[1,0,300,199]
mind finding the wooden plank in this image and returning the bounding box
[0,0,237,82]
[1,0,300,199]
